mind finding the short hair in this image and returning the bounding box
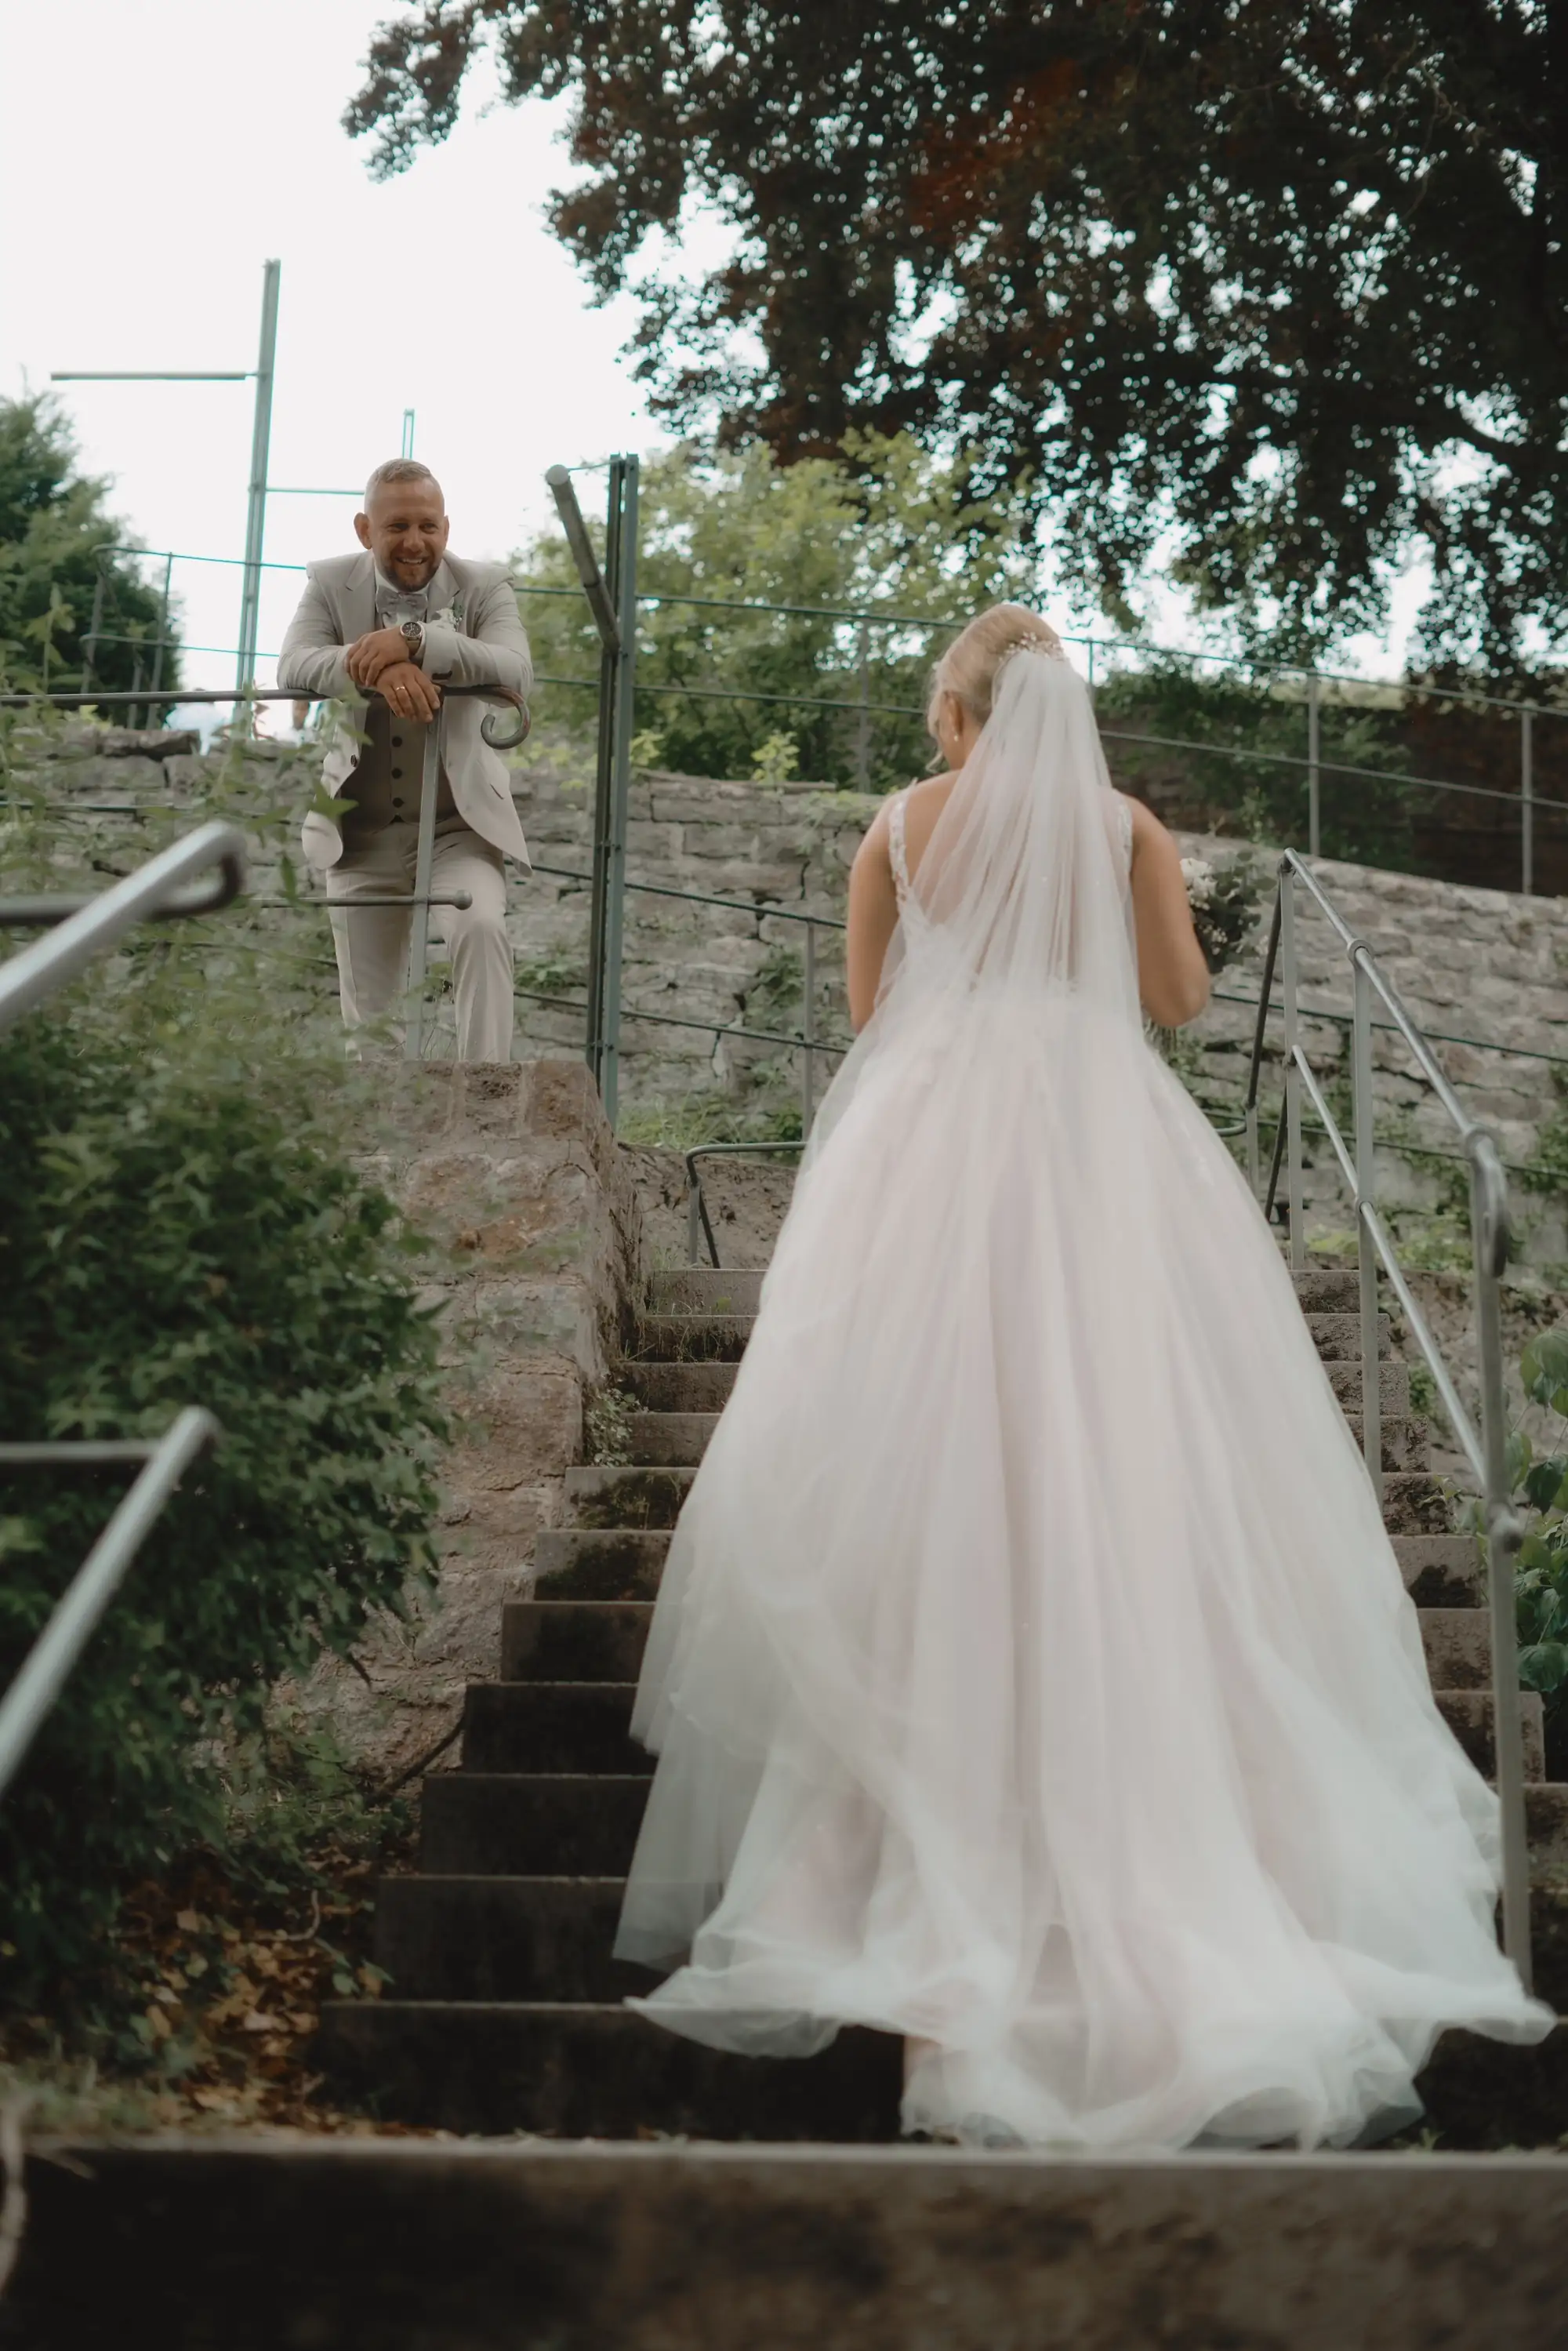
[362,458,444,510]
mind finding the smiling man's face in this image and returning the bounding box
[354,477,450,591]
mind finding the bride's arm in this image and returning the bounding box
[1126,798,1211,1027]
[847,806,899,1032]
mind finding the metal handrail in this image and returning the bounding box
[0,819,246,1017]
[1245,848,1533,1986]
[684,1141,807,1269]
[0,1412,218,1801]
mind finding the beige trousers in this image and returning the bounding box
[325,817,514,1063]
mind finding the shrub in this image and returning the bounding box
[1508,1332,1568,1749]
[0,922,448,2013]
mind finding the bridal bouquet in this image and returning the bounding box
[1181,853,1264,975]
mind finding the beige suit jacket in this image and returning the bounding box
[277,551,532,872]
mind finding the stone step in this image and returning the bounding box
[564,1464,695,1528]
[1327,1360,1411,1415]
[1343,1415,1430,1472]
[1290,1266,1362,1311]
[19,2129,1568,2346]
[503,1597,1487,1694]
[421,1773,649,1875]
[503,1600,654,1682]
[533,1526,670,1599]
[1308,1312,1391,1361]
[647,1266,766,1316]
[376,1868,1568,2011]
[1380,1473,1452,1535]
[420,1777,1568,1889]
[1394,1535,1486,1608]
[1440,1689,1544,1780]
[625,1412,720,1467]
[374,1874,641,2003]
[459,1679,1535,1780]
[623,1358,737,1412]
[1420,1610,1490,1691]
[315,2002,902,2142]
[462,1682,651,1775]
[632,1313,754,1364]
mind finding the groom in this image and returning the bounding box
[277,458,532,1061]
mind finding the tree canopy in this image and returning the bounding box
[347,2,1566,674]
[0,394,180,700]
[516,431,1039,787]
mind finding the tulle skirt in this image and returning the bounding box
[615,987,1552,2149]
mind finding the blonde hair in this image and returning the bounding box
[927,603,1062,732]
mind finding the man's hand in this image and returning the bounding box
[371,661,443,722]
[346,624,419,688]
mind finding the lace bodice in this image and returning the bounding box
[887,786,1133,910]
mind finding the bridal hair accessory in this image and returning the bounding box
[992,634,1068,681]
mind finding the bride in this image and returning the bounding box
[614,603,1551,2149]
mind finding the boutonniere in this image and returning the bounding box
[429,595,465,633]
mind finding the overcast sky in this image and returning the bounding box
[2,0,1425,704]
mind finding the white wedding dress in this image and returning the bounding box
[614,645,1552,2149]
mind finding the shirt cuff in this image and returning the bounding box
[419,620,459,678]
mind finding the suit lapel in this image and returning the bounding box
[342,551,377,648]
[429,557,461,630]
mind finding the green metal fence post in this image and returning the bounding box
[600,456,640,1128]
[234,259,281,721]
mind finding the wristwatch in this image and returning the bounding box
[399,619,424,662]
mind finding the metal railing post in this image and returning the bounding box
[81,570,106,696]
[1280,865,1305,1267]
[234,258,281,722]
[802,920,818,1129]
[1521,707,1534,898]
[855,620,871,789]
[403,707,445,1060]
[1307,671,1321,859]
[546,460,624,1098]
[1352,955,1383,1502]
[600,455,639,1128]
[1471,1140,1532,1983]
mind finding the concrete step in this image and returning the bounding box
[632,1314,754,1364]
[539,1513,1460,1604]
[625,1412,720,1467]
[17,2132,1568,2348]
[1420,1610,1490,1691]
[1327,1359,1411,1415]
[564,1464,695,1528]
[1344,1415,1430,1472]
[623,1359,737,1412]
[1394,1534,1486,1607]
[1380,1472,1452,1535]
[533,1527,670,1599]
[503,1600,654,1682]
[463,1683,650,1775]
[1308,1312,1391,1361]
[1290,1266,1362,1311]
[374,1874,641,2003]
[379,1868,1568,2011]
[315,2002,902,2141]
[459,1679,1535,1780]
[648,1266,766,1315]
[420,1772,1568,1890]
[504,1598,1484,1694]
[421,1773,649,1875]
[1439,1689,1544,1779]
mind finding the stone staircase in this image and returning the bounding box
[318,1262,1568,2142]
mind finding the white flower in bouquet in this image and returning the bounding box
[1181,856,1216,910]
